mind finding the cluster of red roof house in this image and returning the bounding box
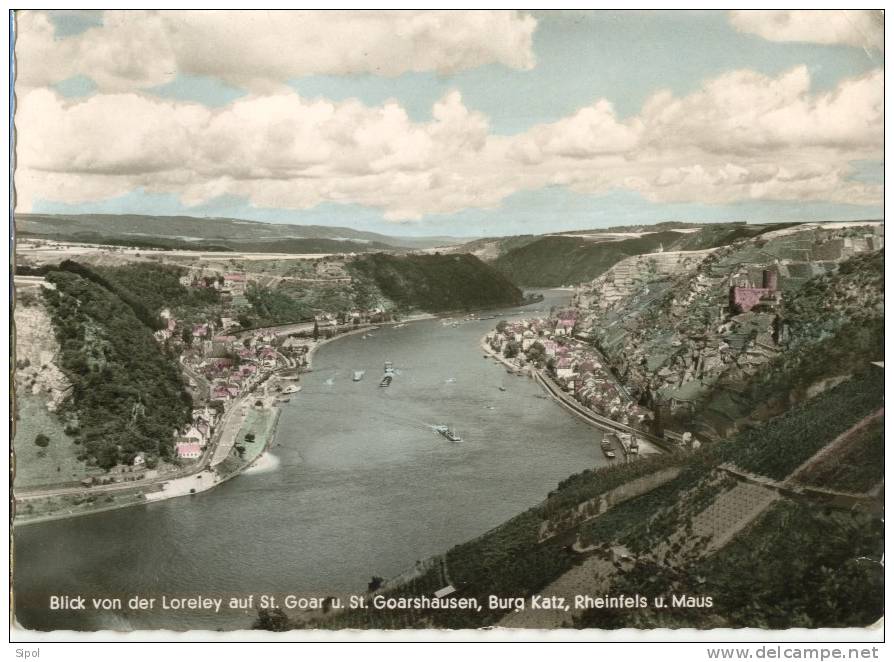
[173,405,219,460]
[488,311,649,429]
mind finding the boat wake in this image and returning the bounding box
[244,453,281,475]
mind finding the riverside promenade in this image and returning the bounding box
[480,335,670,453]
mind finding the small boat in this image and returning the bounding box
[276,396,291,403]
[380,375,392,387]
[498,386,507,392]
[445,377,456,384]
[353,370,365,382]
[436,425,462,442]
[282,384,301,394]
[384,361,394,374]
[603,449,616,459]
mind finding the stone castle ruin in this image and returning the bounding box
[728,269,779,314]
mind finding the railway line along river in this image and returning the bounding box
[13,289,611,632]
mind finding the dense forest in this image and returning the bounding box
[40,265,193,469]
[350,253,523,312]
[94,262,221,321]
[244,284,315,326]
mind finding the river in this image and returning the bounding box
[13,289,610,632]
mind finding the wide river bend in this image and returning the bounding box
[14,290,609,631]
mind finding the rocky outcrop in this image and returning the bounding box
[574,224,884,433]
[13,300,71,411]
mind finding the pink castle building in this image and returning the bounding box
[729,269,779,313]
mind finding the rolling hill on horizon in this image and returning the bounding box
[15,212,470,251]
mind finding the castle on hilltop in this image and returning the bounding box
[729,269,779,314]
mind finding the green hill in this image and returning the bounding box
[492,231,685,286]
[489,223,810,287]
[39,263,193,469]
[349,253,524,312]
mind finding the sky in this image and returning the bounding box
[13,9,884,237]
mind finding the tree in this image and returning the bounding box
[313,320,320,340]
[368,576,384,592]
[496,320,509,333]
[503,340,520,359]
[526,341,546,364]
[34,433,50,448]
[181,328,193,347]
[244,432,256,443]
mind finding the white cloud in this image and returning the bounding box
[729,10,883,52]
[638,67,883,156]
[500,66,882,208]
[15,11,178,92]
[14,67,883,220]
[15,10,537,93]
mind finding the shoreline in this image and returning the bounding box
[479,334,666,453]
[12,312,438,527]
[13,301,541,527]
[14,404,284,528]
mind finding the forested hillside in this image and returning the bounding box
[492,231,684,286]
[350,253,524,312]
[40,265,193,469]
[94,262,221,321]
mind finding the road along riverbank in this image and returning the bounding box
[479,335,667,454]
